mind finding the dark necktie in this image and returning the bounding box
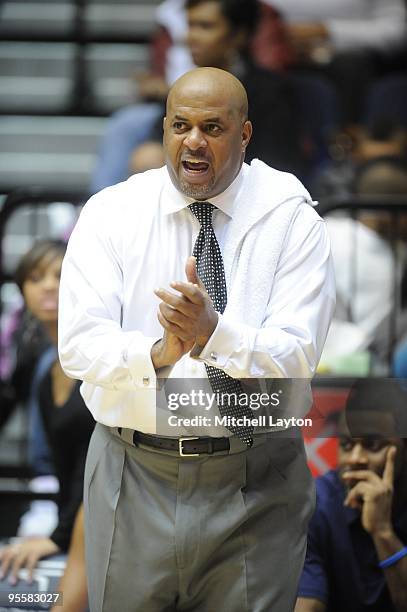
[189,201,254,447]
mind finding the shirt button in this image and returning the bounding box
[210,352,217,362]
[142,376,150,386]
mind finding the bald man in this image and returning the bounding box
[59,68,335,611]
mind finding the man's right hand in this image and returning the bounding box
[151,331,194,370]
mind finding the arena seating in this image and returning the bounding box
[0,0,160,193]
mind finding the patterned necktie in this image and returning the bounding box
[189,201,253,447]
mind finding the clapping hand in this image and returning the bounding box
[152,256,218,368]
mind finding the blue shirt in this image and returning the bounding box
[298,470,407,611]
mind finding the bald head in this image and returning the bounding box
[167,67,248,121]
[163,66,252,199]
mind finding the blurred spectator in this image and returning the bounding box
[91,0,194,192]
[364,74,407,132]
[129,141,166,175]
[393,342,407,378]
[296,378,407,612]
[250,1,295,71]
[91,0,312,192]
[0,309,50,432]
[263,0,407,123]
[0,241,94,585]
[321,216,396,372]
[128,0,308,181]
[148,0,195,88]
[393,267,407,379]
[314,120,407,199]
[317,120,407,372]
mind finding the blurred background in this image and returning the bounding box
[0,1,406,606]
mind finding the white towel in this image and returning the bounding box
[223,159,315,327]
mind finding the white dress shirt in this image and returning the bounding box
[58,162,335,435]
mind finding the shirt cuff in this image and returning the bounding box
[125,334,162,388]
[194,314,242,368]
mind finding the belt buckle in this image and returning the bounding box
[179,436,200,457]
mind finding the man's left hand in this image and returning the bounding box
[154,256,218,348]
[343,446,397,536]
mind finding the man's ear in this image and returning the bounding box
[242,120,252,152]
[163,116,167,131]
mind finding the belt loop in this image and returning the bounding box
[117,427,136,445]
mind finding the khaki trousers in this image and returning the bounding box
[84,423,315,612]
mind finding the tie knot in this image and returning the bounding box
[189,201,215,226]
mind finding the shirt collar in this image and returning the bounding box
[162,164,246,218]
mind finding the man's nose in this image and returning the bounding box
[184,127,207,150]
[348,443,368,466]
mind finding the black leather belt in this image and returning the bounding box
[118,428,230,456]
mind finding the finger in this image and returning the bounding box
[157,311,194,342]
[26,554,39,584]
[10,551,29,585]
[344,493,363,511]
[158,302,184,327]
[342,470,381,485]
[0,547,17,578]
[159,302,186,327]
[169,281,206,305]
[344,481,371,507]
[157,310,181,333]
[383,446,397,486]
[154,288,197,316]
[185,256,204,289]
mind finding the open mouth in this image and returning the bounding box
[182,160,210,175]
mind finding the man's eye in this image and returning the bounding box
[364,439,386,452]
[206,124,222,135]
[173,122,186,131]
[339,438,353,452]
[27,272,42,283]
